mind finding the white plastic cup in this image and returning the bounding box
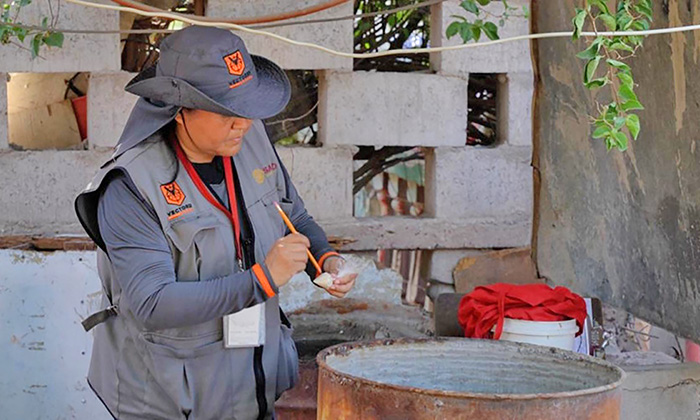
[493,318,578,351]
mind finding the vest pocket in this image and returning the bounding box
[164,213,233,281]
[275,323,299,400]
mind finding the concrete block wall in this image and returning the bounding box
[0,0,535,275]
[87,72,138,149]
[206,0,353,70]
[0,74,7,149]
[0,1,120,73]
[430,0,532,75]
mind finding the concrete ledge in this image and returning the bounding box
[88,72,138,149]
[0,150,111,235]
[610,354,700,420]
[207,1,352,70]
[319,216,532,251]
[427,146,533,221]
[0,2,119,72]
[276,146,354,221]
[430,0,531,75]
[319,71,468,147]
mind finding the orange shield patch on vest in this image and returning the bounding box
[224,50,245,76]
[160,182,186,206]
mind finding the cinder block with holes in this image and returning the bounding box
[430,0,531,75]
[319,71,468,147]
[0,1,119,72]
[0,73,7,149]
[206,0,353,70]
[88,72,139,149]
[276,145,354,221]
[425,146,533,222]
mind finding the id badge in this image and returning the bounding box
[223,303,266,348]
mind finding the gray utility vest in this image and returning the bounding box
[75,121,298,420]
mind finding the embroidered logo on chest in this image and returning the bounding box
[160,181,186,206]
[252,163,278,184]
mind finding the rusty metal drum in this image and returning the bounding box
[317,338,624,420]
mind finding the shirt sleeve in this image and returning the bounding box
[273,150,339,279]
[97,172,277,331]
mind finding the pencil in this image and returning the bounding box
[273,202,323,274]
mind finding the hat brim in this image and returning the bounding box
[125,55,291,120]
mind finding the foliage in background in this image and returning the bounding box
[573,0,651,151]
[446,0,527,44]
[354,0,431,71]
[0,0,64,58]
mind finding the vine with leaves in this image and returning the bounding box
[1,0,64,58]
[448,0,651,152]
[573,0,651,151]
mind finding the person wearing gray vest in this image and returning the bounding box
[74,26,356,420]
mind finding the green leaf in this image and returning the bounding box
[618,84,638,103]
[459,23,474,43]
[584,56,602,84]
[19,0,32,6]
[446,21,461,39]
[31,34,41,59]
[576,38,602,59]
[43,31,63,48]
[471,24,482,41]
[460,0,480,15]
[592,125,610,139]
[622,99,644,111]
[617,72,634,89]
[614,131,629,151]
[610,41,634,52]
[585,77,608,89]
[599,14,617,30]
[14,27,27,42]
[589,0,609,13]
[626,114,640,140]
[450,14,468,22]
[41,16,48,28]
[634,4,653,20]
[632,19,650,31]
[613,116,626,130]
[476,0,490,5]
[483,21,499,40]
[606,58,630,71]
[572,8,587,40]
[617,11,634,30]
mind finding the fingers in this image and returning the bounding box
[333,273,357,286]
[284,233,310,248]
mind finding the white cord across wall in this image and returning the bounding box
[64,0,700,59]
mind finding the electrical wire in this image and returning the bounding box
[48,0,700,59]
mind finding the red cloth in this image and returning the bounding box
[458,283,587,339]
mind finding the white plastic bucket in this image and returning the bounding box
[493,318,578,351]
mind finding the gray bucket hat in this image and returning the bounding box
[113,26,291,157]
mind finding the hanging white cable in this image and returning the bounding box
[63,0,700,59]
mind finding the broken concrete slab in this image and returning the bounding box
[454,247,539,293]
[611,355,700,420]
[319,71,468,147]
